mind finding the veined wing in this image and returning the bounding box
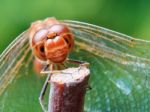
[63,20,150,111]
[1,19,150,111]
[0,30,32,95]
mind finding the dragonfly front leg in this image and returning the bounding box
[66,58,89,67]
[41,64,61,74]
[39,64,54,112]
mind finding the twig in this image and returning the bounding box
[48,66,90,112]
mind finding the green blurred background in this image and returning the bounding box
[0,0,150,53]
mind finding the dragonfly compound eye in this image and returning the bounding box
[31,29,48,61]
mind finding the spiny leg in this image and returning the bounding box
[66,58,89,67]
[41,63,61,74]
[41,64,50,74]
[39,64,54,112]
[52,58,90,77]
[59,63,67,69]
[57,64,61,70]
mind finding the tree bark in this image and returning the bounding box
[48,66,90,112]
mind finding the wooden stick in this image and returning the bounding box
[48,66,90,112]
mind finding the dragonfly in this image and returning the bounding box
[1,17,150,112]
[29,18,89,111]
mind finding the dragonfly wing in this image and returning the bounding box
[1,19,150,111]
[63,20,150,111]
[0,30,32,95]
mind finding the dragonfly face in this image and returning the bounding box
[29,18,74,63]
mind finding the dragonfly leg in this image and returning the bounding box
[60,63,67,69]
[66,58,89,67]
[41,64,50,74]
[41,64,62,74]
[39,64,54,112]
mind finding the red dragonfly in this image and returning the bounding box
[1,17,150,111]
[29,18,89,111]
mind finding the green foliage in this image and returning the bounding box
[0,0,150,52]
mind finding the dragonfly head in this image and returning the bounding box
[29,19,74,63]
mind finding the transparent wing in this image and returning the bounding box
[0,30,32,95]
[63,20,150,111]
[0,30,45,112]
[1,20,150,111]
